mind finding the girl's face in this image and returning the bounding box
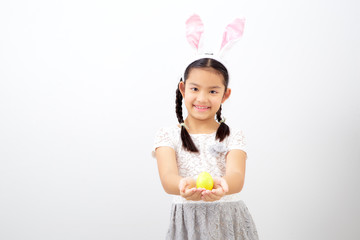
[179,67,231,123]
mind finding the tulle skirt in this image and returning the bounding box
[166,200,259,240]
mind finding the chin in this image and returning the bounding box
[190,114,214,121]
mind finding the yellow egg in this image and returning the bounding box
[196,172,214,190]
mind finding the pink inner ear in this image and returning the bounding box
[186,14,204,50]
[220,18,245,50]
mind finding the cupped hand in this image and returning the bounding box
[179,177,205,201]
[201,177,229,202]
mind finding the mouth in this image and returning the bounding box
[193,105,210,112]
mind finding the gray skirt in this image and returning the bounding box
[166,200,259,240]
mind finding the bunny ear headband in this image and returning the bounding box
[183,14,245,79]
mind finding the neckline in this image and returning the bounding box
[176,125,217,135]
[189,131,217,136]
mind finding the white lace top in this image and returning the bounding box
[153,125,248,203]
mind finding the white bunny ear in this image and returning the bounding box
[185,14,204,50]
[220,18,245,52]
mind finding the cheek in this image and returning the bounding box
[184,92,195,101]
[211,96,223,104]
[183,95,193,106]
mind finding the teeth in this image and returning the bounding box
[195,106,209,109]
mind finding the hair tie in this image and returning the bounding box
[219,118,226,124]
[180,122,189,129]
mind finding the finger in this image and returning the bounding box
[213,177,227,191]
[190,191,202,201]
[189,190,204,201]
[193,188,205,196]
[201,190,209,196]
[179,178,190,193]
[201,192,211,201]
[213,177,221,186]
[203,188,223,201]
[211,188,225,198]
[179,179,185,192]
[182,187,204,200]
[210,190,223,201]
[182,188,197,198]
[213,179,223,191]
[202,190,216,202]
[202,193,216,202]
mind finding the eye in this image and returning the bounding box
[210,90,218,94]
[190,87,198,91]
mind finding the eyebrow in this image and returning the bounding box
[187,83,222,89]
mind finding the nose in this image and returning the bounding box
[196,90,207,102]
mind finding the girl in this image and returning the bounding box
[153,57,259,240]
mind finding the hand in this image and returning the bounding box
[179,177,205,201]
[201,177,229,202]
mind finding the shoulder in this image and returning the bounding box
[226,127,247,151]
[152,125,180,158]
[228,127,246,139]
[153,125,181,146]
[223,126,246,140]
[154,125,180,138]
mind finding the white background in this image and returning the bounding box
[1,0,359,239]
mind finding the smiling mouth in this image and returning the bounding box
[194,105,210,111]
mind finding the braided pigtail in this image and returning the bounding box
[176,81,199,152]
[215,105,230,142]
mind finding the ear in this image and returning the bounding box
[221,88,231,103]
[179,81,186,98]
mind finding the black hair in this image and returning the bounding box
[175,58,230,152]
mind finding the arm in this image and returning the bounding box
[223,149,247,194]
[155,146,205,200]
[155,146,182,195]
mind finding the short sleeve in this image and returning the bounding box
[151,127,175,158]
[228,129,247,154]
